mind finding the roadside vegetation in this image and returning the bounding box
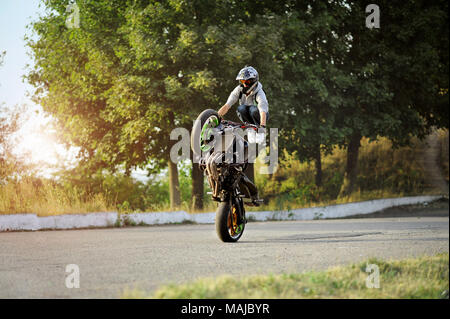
[439,129,449,184]
[122,253,449,299]
[1,133,447,216]
[252,135,447,212]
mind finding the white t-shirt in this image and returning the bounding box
[225,82,269,114]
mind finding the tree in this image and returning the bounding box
[0,104,28,182]
[1,52,25,181]
[272,1,448,198]
[109,0,289,206]
[27,0,287,210]
[335,0,449,197]
[27,0,191,209]
[275,2,353,187]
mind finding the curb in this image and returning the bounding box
[0,212,118,231]
[0,195,443,232]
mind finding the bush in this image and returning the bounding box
[254,136,434,211]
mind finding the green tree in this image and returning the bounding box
[271,1,448,198]
[27,0,184,208]
[26,0,287,210]
[275,2,352,187]
[335,0,449,197]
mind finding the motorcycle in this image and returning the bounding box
[191,109,263,242]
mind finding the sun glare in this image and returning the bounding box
[19,132,60,165]
[13,111,79,174]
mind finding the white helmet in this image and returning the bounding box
[236,66,259,81]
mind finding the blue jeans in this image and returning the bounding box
[236,105,268,126]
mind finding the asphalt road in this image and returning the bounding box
[0,206,448,298]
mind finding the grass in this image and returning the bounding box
[0,178,114,216]
[122,253,449,299]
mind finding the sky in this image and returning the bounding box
[0,0,44,108]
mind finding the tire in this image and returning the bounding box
[215,200,245,242]
[191,109,221,157]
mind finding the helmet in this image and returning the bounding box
[236,66,259,82]
[236,66,259,93]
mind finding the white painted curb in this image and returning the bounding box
[0,212,118,231]
[0,195,443,232]
[246,195,443,222]
[122,211,190,225]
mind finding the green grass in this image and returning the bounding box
[122,253,449,299]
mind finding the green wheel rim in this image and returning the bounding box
[200,116,219,152]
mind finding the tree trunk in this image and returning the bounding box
[313,145,323,187]
[339,132,362,198]
[168,160,181,209]
[191,161,204,211]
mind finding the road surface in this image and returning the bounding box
[0,203,448,298]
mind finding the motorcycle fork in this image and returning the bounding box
[233,174,246,224]
[232,195,246,225]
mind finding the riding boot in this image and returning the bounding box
[240,174,261,206]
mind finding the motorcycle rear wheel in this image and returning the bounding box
[215,200,245,242]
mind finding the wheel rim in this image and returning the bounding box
[200,116,219,152]
[227,205,244,239]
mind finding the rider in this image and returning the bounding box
[218,66,269,129]
[217,66,268,206]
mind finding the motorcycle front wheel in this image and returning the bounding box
[215,200,245,242]
[191,109,221,157]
